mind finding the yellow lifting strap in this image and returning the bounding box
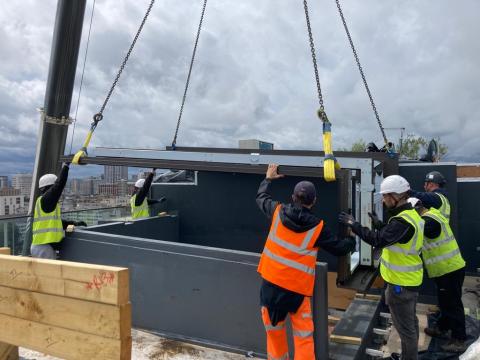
[72,113,102,165]
[318,109,340,182]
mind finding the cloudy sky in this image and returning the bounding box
[0,0,479,177]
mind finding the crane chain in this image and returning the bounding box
[302,0,329,123]
[334,0,388,146]
[171,0,208,148]
[94,0,156,124]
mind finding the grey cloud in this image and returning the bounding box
[1,0,479,178]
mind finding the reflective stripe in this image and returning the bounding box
[301,312,312,319]
[293,330,313,338]
[269,233,318,257]
[423,235,455,250]
[423,212,455,250]
[33,215,59,222]
[381,258,423,272]
[268,215,318,257]
[387,245,419,256]
[264,323,286,331]
[424,248,461,265]
[388,212,423,255]
[400,212,423,254]
[268,353,289,360]
[301,226,317,248]
[32,228,64,235]
[263,248,315,275]
[34,201,60,223]
[437,193,450,219]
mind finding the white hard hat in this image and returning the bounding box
[39,174,57,188]
[407,197,420,207]
[135,179,145,188]
[379,175,410,195]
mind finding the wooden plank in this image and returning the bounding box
[0,342,19,360]
[330,334,362,345]
[0,255,129,305]
[371,275,385,289]
[0,313,131,360]
[327,272,356,310]
[355,293,382,301]
[0,248,10,255]
[0,285,131,340]
[457,164,480,178]
[328,315,340,324]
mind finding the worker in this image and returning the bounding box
[31,162,87,259]
[339,175,424,360]
[256,164,356,360]
[407,197,467,353]
[131,169,165,219]
[408,171,450,219]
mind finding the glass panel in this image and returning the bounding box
[0,206,130,255]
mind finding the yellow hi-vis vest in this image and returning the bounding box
[422,208,465,278]
[380,208,424,286]
[436,193,451,220]
[130,194,149,219]
[32,196,64,245]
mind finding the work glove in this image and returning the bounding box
[368,211,383,230]
[338,212,356,226]
[75,221,87,227]
[159,197,166,203]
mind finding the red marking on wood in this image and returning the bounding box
[85,271,115,290]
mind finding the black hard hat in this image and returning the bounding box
[425,171,446,185]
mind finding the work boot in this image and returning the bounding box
[424,326,449,339]
[441,339,468,353]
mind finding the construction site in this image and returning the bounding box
[0,1,479,359]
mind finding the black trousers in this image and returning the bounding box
[434,267,466,340]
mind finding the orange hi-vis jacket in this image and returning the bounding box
[258,205,324,296]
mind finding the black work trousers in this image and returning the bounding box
[434,267,466,341]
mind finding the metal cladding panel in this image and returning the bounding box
[61,231,329,358]
[457,181,480,273]
[151,171,342,269]
[89,215,179,242]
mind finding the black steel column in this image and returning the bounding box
[23,0,87,255]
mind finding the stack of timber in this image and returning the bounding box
[0,249,131,360]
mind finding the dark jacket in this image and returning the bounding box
[350,202,415,249]
[133,172,164,206]
[408,188,448,210]
[422,214,441,239]
[256,179,356,324]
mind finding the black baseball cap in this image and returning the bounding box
[293,181,316,205]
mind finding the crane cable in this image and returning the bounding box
[303,0,340,182]
[334,0,390,149]
[72,0,156,164]
[171,0,208,149]
[69,0,97,155]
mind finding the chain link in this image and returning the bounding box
[95,0,156,121]
[335,0,388,146]
[172,0,208,148]
[303,0,326,118]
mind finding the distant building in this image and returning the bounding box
[0,188,25,216]
[98,183,119,196]
[12,173,32,198]
[104,166,128,183]
[238,139,274,150]
[0,176,8,189]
